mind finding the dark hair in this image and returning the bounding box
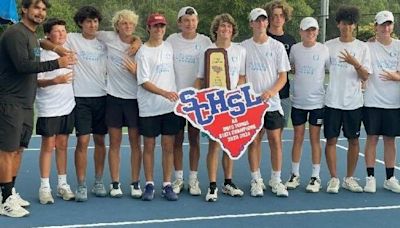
[21,0,51,15]
[21,0,51,9]
[73,6,102,28]
[43,18,66,34]
[335,6,360,24]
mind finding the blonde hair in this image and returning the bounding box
[263,0,293,22]
[210,13,238,42]
[112,9,139,32]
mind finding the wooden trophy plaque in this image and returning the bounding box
[204,48,230,89]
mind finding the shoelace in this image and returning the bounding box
[309,177,317,185]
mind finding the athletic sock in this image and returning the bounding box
[291,162,300,176]
[174,170,183,180]
[112,181,119,189]
[209,182,217,193]
[311,164,321,178]
[58,174,67,187]
[189,171,198,181]
[367,167,375,177]
[40,178,50,189]
[0,182,13,203]
[224,179,232,186]
[386,167,394,180]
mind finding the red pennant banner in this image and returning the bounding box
[174,83,269,160]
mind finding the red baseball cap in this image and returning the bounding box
[147,13,167,26]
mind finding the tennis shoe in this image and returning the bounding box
[363,176,376,193]
[342,177,363,193]
[384,177,400,193]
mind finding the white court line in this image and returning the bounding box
[34,204,400,228]
[320,139,400,171]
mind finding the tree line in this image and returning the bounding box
[2,0,400,41]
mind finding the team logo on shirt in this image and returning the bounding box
[174,84,269,160]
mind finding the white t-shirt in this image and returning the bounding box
[97,31,138,99]
[325,38,372,110]
[290,42,329,110]
[241,37,290,114]
[166,33,212,91]
[197,43,246,90]
[364,39,400,108]
[136,41,176,117]
[66,33,107,97]
[36,50,75,117]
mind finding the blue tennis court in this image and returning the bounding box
[2,128,400,228]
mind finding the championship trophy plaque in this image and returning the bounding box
[204,48,230,89]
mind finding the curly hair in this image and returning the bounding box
[335,6,360,24]
[73,6,102,28]
[111,9,139,32]
[209,13,238,42]
[263,0,293,22]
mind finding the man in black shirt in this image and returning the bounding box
[0,0,75,217]
[263,0,296,129]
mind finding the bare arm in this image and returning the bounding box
[142,81,178,102]
[37,72,73,87]
[261,71,287,101]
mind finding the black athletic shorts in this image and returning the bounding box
[105,95,139,128]
[363,107,400,137]
[324,107,362,139]
[139,112,180,137]
[0,103,33,151]
[36,110,75,136]
[263,111,284,130]
[291,107,324,126]
[75,96,107,136]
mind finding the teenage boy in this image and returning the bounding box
[195,13,246,202]
[285,17,329,193]
[324,6,371,194]
[96,9,143,198]
[242,8,290,197]
[363,11,400,193]
[136,13,180,201]
[263,0,296,128]
[36,18,76,204]
[166,6,212,195]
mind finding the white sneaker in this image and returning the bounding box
[364,176,376,193]
[342,177,363,193]
[39,187,54,204]
[0,195,30,217]
[172,179,184,194]
[259,178,266,191]
[384,177,400,193]
[327,177,340,194]
[188,178,201,196]
[205,187,218,202]
[57,184,75,201]
[250,179,264,197]
[109,183,123,198]
[306,177,322,193]
[270,180,289,197]
[285,174,300,190]
[12,188,30,207]
[222,183,244,197]
[130,184,142,199]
